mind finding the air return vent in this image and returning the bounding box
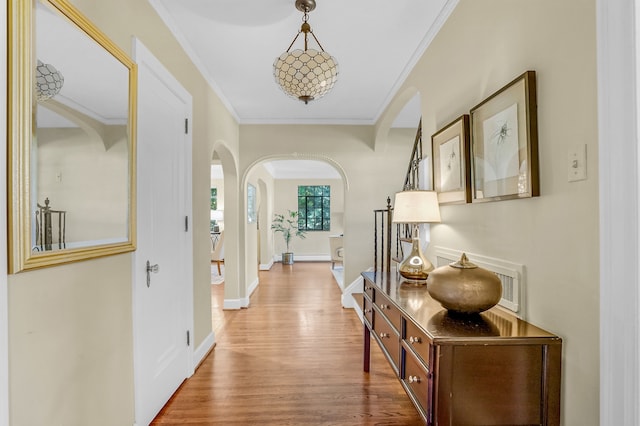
[434,247,525,319]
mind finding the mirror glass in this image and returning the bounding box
[8,0,136,272]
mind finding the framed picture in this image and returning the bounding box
[470,70,539,202]
[432,114,471,204]
[247,183,257,223]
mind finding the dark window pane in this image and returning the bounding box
[297,185,331,231]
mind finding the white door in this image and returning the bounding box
[133,40,193,426]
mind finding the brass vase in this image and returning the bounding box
[426,253,502,314]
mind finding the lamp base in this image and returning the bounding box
[398,236,433,284]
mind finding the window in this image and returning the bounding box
[210,188,218,231]
[210,188,217,210]
[298,185,330,231]
[247,183,256,223]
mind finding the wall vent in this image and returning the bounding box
[434,247,526,319]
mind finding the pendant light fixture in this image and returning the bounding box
[35,60,64,101]
[273,0,338,104]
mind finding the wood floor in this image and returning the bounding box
[152,262,423,425]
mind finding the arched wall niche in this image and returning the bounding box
[242,153,348,291]
[209,139,241,305]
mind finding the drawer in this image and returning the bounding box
[363,281,375,301]
[404,319,431,367]
[373,313,400,370]
[403,348,430,416]
[375,291,401,332]
[363,295,374,326]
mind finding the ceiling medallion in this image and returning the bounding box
[273,0,338,104]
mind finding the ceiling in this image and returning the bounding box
[149,0,455,126]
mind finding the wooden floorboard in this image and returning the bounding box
[152,262,423,425]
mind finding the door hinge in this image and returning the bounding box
[184,216,189,232]
[185,118,189,134]
[186,330,190,347]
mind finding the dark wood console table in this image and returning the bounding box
[362,271,562,425]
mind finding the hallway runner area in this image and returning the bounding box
[152,262,422,425]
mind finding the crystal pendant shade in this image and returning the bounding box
[35,60,64,101]
[273,48,338,104]
[273,0,338,104]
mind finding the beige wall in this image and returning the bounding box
[244,165,274,287]
[383,0,598,424]
[5,0,600,424]
[37,128,128,244]
[7,0,240,424]
[271,179,345,256]
[238,125,414,286]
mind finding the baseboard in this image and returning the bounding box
[248,278,259,296]
[259,260,273,270]
[273,254,331,262]
[341,275,364,308]
[224,294,252,309]
[223,298,242,310]
[352,297,364,324]
[193,332,215,370]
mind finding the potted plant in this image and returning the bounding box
[271,210,307,265]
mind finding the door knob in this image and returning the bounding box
[146,260,159,287]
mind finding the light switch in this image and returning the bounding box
[568,144,587,182]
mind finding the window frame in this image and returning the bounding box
[297,185,331,231]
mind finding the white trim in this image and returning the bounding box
[597,0,640,424]
[259,260,273,271]
[352,297,364,324]
[373,0,459,124]
[146,0,240,123]
[131,38,195,426]
[247,278,259,297]
[0,2,10,423]
[272,255,331,263]
[341,275,364,309]
[223,296,252,309]
[193,332,215,369]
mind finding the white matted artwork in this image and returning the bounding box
[431,115,471,204]
[470,71,539,202]
[439,135,462,192]
[482,103,519,197]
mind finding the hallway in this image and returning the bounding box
[152,262,423,425]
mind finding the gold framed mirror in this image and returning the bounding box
[8,0,137,273]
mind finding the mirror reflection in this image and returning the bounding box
[8,0,136,272]
[33,1,130,252]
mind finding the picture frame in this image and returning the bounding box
[470,70,539,202]
[247,183,257,223]
[432,114,471,204]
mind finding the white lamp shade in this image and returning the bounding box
[210,210,224,221]
[392,190,441,224]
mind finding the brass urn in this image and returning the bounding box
[426,253,502,314]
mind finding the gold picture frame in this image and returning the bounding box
[470,70,539,203]
[432,115,471,204]
[8,0,137,273]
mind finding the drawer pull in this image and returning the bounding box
[408,375,421,384]
[379,332,390,338]
[409,336,422,344]
[379,303,389,310]
[365,286,372,291]
[364,309,372,313]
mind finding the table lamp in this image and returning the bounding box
[392,190,441,283]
